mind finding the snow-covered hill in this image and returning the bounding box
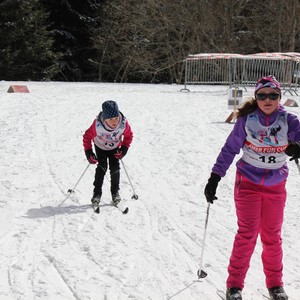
[0,81,299,299]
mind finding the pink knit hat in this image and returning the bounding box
[255,75,281,94]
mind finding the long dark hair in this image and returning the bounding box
[236,97,258,118]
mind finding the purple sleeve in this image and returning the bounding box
[212,116,247,177]
[287,113,300,141]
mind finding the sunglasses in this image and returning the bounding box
[256,93,280,101]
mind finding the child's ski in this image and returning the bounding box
[92,204,100,214]
[113,202,129,214]
[216,290,226,300]
[91,201,128,214]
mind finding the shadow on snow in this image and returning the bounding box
[23,203,112,219]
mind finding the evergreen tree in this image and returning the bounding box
[41,0,103,81]
[0,0,61,81]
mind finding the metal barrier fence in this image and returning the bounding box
[182,53,300,95]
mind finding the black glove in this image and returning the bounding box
[114,145,128,159]
[285,142,300,161]
[85,149,98,164]
[204,172,221,204]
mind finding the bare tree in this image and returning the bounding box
[92,0,300,83]
[94,0,211,83]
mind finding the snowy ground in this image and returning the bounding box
[0,81,299,300]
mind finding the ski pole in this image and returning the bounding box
[59,163,90,207]
[120,159,138,199]
[197,202,210,279]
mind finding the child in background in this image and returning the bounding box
[204,75,300,300]
[83,100,133,205]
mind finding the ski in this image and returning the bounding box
[216,290,226,300]
[257,288,271,299]
[92,204,100,214]
[91,201,128,214]
[113,202,129,214]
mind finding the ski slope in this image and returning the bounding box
[0,81,299,299]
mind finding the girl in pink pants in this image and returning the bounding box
[227,171,286,289]
[204,75,300,300]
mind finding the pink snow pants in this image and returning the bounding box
[226,171,286,289]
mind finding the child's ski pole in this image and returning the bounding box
[121,159,138,199]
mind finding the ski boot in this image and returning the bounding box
[112,192,121,205]
[268,287,288,300]
[91,194,101,206]
[226,287,242,300]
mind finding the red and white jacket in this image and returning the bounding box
[83,112,133,151]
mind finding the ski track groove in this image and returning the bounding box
[42,251,81,300]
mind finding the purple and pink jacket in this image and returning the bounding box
[212,104,300,186]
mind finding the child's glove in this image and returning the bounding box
[85,149,98,164]
[204,172,221,204]
[285,142,300,161]
[114,146,128,159]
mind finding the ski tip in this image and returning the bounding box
[94,207,100,214]
[216,290,226,300]
[122,207,129,214]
